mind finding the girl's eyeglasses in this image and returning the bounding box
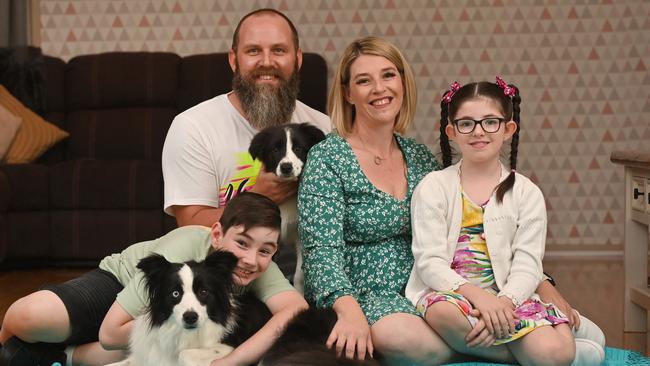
[451,117,506,134]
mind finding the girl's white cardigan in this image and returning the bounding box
[405,162,547,307]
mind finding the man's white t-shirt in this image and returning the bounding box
[162,92,331,215]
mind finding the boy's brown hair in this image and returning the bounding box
[220,192,281,233]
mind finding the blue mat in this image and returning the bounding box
[446,347,650,365]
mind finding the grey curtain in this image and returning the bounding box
[0,0,30,47]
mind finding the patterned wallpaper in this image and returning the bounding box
[38,0,650,248]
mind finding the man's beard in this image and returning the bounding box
[232,63,300,130]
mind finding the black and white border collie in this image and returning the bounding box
[106,251,242,366]
[105,250,378,366]
[249,122,326,292]
[248,122,326,181]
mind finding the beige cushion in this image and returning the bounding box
[0,103,23,161]
[0,85,69,163]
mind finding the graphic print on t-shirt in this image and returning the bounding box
[219,151,262,206]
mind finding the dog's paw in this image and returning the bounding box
[179,346,234,366]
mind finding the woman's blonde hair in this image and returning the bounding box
[328,36,417,137]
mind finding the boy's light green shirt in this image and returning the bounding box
[99,225,295,318]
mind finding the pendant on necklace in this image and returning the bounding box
[373,156,384,165]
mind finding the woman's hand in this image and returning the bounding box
[328,296,374,360]
[536,280,580,329]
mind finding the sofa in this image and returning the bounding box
[0,49,328,268]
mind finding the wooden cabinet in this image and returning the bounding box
[611,150,650,355]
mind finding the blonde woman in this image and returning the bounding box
[298,37,452,365]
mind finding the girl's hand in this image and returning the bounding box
[536,280,581,329]
[465,311,496,348]
[471,291,516,339]
[328,296,374,360]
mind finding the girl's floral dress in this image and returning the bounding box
[415,193,568,344]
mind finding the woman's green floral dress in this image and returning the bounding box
[298,132,439,324]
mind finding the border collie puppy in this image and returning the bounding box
[249,122,326,291]
[106,251,240,366]
[248,122,326,181]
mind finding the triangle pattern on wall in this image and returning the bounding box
[38,0,650,247]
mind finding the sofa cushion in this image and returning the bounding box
[0,85,69,163]
[65,108,175,160]
[0,47,48,116]
[297,53,328,114]
[49,209,167,261]
[43,55,66,119]
[66,52,181,110]
[0,163,49,210]
[0,168,9,212]
[177,53,232,112]
[49,159,162,209]
[3,211,51,261]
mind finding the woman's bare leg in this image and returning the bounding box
[372,312,454,366]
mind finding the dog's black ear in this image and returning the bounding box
[137,253,173,278]
[205,250,239,277]
[136,254,176,307]
[298,122,326,146]
[248,128,273,161]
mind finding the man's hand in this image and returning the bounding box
[536,280,580,329]
[250,167,298,204]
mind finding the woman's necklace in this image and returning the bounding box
[359,134,392,166]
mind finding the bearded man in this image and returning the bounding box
[162,8,331,227]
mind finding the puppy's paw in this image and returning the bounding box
[179,346,234,366]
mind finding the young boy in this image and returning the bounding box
[0,192,307,366]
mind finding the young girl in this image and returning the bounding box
[405,78,576,366]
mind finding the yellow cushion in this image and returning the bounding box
[0,85,69,163]
[0,103,23,161]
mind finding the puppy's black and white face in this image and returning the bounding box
[249,123,326,180]
[137,251,238,330]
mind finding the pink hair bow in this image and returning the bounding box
[496,76,516,97]
[442,81,461,103]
